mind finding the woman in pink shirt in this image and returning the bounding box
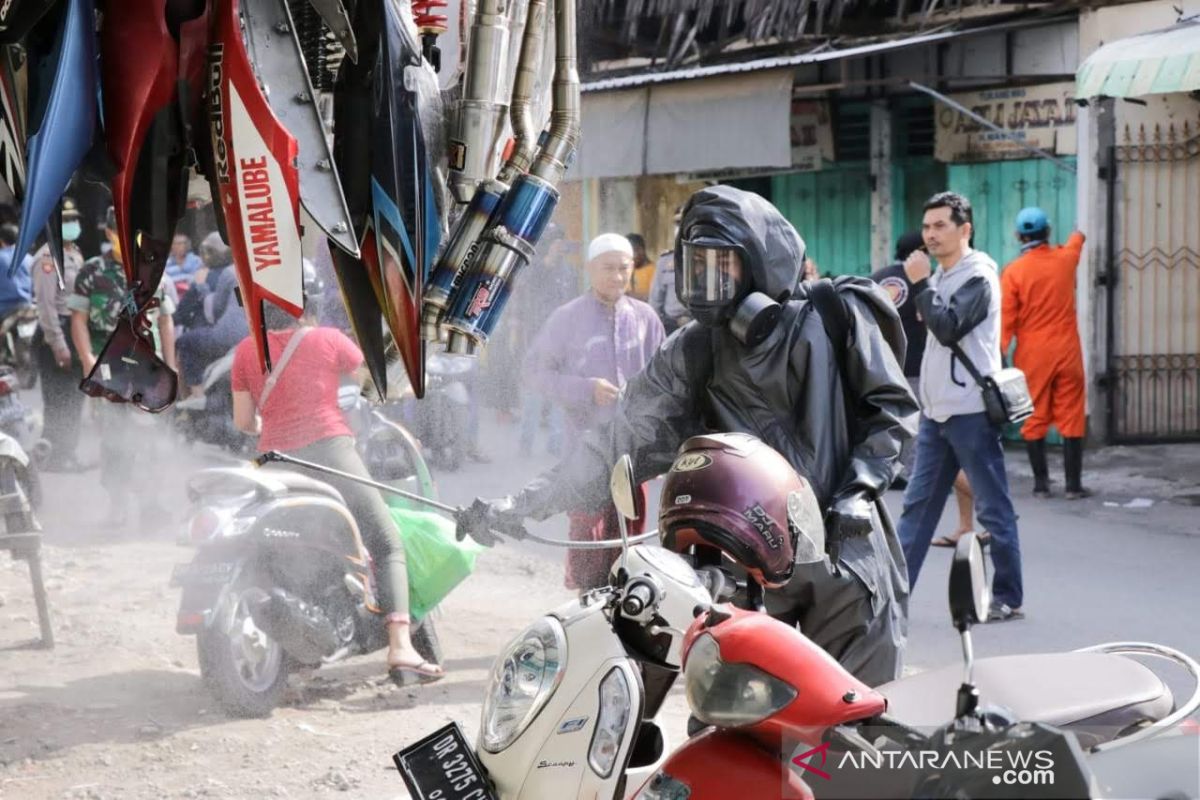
[231,300,443,684]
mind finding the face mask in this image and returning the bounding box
[62,222,82,242]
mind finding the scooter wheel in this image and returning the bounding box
[197,585,288,718]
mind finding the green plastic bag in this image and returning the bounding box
[388,505,482,620]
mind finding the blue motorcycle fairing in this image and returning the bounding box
[12,0,97,273]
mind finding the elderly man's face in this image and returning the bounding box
[587,251,634,303]
[171,235,191,260]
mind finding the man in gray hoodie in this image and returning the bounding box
[898,192,1023,622]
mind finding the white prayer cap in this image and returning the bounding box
[587,232,634,263]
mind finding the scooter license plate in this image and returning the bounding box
[393,722,496,800]
[170,562,236,587]
[16,321,35,338]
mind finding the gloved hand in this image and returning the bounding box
[824,494,874,567]
[454,497,528,547]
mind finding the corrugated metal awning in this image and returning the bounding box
[1075,17,1200,99]
[572,69,794,179]
[581,13,1075,92]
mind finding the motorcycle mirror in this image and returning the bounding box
[948,532,990,632]
[610,454,641,522]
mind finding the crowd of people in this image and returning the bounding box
[460,185,1091,689]
[0,183,1091,687]
[0,200,250,521]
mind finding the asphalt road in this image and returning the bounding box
[439,419,1200,689]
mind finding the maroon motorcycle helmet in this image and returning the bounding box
[659,432,823,588]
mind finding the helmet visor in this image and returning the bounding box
[680,242,744,306]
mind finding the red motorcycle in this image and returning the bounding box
[635,534,1200,800]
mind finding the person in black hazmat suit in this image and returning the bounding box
[459,186,919,685]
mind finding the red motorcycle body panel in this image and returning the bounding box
[100,0,178,283]
[683,607,887,748]
[636,728,813,800]
[210,0,304,372]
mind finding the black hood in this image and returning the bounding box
[675,185,806,303]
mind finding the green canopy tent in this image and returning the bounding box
[1076,17,1200,100]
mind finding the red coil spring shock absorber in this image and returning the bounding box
[412,0,448,72]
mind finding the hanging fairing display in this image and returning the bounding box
[0,0,578,410]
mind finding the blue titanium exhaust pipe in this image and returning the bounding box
[439,0,577,354]
[419,177,507,343]
[422,0,548,345]
[440,173,557,353]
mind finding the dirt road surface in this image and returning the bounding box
[1,408,676,800]
[6,398,1200,799]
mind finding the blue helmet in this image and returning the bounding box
[1015,207,1049,236]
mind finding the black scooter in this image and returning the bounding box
[172,406,443,717]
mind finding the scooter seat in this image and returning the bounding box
[879,653,1172,735]
[261,470,346,503]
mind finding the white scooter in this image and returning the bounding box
[394,456,737,800]
[395,455,1200,800]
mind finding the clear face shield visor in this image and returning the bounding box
[679,242,745,307]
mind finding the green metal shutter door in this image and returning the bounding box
[891,156,947,246]
[772,163,873,276]
[946,157,1077,270]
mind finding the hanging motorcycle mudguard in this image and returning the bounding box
[211,0,306,373]
[370,0,443,400]
[0,0,60,44]
[13,0,96,271]
[79,1,213,410]
[0,48,27,203]
[329,0,389,397]
[256,0,358,258]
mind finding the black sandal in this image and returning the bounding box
[931,532,992,548]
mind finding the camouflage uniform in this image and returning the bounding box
[67,254,176,355]
[67,254,176,523]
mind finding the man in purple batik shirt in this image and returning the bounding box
[523,232,665,591]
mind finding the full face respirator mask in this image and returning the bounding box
[678,233,781,346]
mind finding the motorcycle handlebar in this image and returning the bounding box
[622,582,655,617]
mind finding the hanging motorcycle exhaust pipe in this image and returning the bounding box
[441,0,578,354]
[497,0,546,184]
[420,0,548,344]
[446,0,514,205]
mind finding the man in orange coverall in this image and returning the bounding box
[1001,207,1090,499]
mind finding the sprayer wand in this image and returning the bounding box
[253,451,659,550]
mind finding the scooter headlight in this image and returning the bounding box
[481,617,566,753]
[684,633,796,727]
[588,667,632,778]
